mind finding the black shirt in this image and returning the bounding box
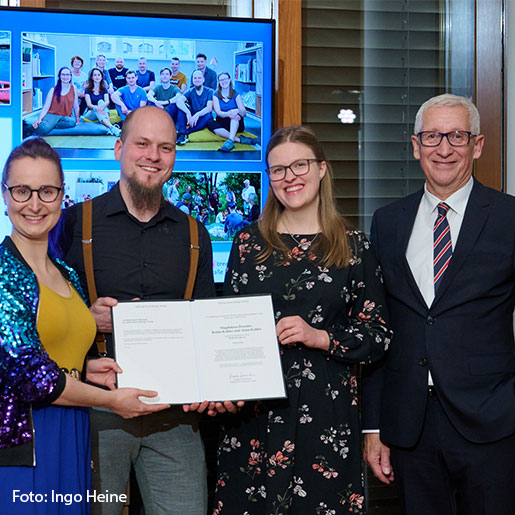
[108,67,129,90]
[60,183,216,357]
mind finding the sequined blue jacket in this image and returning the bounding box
[0,237,86,466]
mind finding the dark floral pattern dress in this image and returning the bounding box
[213,225,392,515]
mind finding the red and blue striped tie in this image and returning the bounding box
[433,202,452,292]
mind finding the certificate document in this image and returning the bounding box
[111,295,286,404]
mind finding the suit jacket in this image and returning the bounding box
[362,179,515,447]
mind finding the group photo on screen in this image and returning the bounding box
[58,169,262,243]
[164,171,261,240]
[0,31,10,105]
[21,31,263,161]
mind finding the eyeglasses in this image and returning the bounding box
[417,131,476,147]
[3,184,63,203]
[266,158,321,182]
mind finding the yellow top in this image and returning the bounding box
[37,281,96,373]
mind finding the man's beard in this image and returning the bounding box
[126,175,164,212]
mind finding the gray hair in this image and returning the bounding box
[414,93,480,135]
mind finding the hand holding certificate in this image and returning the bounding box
[111,294,286,404]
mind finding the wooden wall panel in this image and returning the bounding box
[475,0,503,191]
[20,0,46,6]
[276,0,302,128]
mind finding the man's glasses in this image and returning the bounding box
[266,158,321,182]
[3,184,63,203]
[417,131,476,147]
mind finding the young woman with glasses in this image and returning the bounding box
[32,66,81,137]
[213,126,392,514]
[0,138,168,513]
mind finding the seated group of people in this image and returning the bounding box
[30,52,259,152]
[166,178,259,237]
[148,64,259,152]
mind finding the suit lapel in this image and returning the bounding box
[396,189,430,310]
[432,179,490,306]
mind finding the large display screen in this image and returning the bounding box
[0,7,274,282]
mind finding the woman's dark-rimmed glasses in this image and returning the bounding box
[266,158,321,182]
[3,184,63,203]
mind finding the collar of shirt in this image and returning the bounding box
[422,175,474,221]
[104,181,182,224]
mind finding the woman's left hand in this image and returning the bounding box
[276,315,330,351]
[85,357,122,390]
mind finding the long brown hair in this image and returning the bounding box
[257,125,352,268]
[87,67,107,94]
[216,72,236,100]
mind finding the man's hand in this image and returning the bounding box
[190,113,200,127]
[182,401,209,414]
[90,296,118,333]
[183,400,245,416]
[86,357,122,389]
[363,433,394,484]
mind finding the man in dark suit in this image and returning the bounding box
[362,94,515,515]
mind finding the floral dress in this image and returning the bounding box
[213,225,392,515]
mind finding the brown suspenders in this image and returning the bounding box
[81,200,107,355]
[81,199,200,355]
[184,214,200,300]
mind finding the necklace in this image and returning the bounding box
[282,221,320,251]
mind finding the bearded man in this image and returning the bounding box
[60,106,215,515]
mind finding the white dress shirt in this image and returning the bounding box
[406,176,474,384]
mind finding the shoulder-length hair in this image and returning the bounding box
[54,66,72,103]
[216,72,236,100]
[70,55,84,67]
[257,125,352,268]
[87,67,107,94]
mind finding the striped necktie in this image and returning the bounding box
[433,202,452,293]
